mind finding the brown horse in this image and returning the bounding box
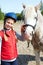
[22,5,43,65]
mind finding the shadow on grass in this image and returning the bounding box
[17,54,43,65]
[0,54,43,65]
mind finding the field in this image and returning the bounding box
[0,20,43,65]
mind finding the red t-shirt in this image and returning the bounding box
[0,30,18,60]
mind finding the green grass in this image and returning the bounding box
[0,20,3,24]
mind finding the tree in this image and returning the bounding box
[40,0,43,15]
[21,11,24,20]
[0,8,4,20]
[16,13,22,20]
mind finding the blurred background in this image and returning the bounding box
[0,0,43,65]
[0,0,43,20]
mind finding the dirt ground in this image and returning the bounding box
[0,21,43,65]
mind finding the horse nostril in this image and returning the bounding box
[23,30,25,32]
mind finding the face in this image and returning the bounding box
[25,26,33,41]
[4,18,15,30]
[23,6,37,41]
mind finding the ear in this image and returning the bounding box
[22,3,26,9]
[35,6,37,12]
[35,4,41,12]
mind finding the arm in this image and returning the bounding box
[15,24,30,41]
[0,30,3,38]
[16,32,25,41]
[15,25,29,41]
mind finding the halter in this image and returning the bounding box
[24,14,38,33]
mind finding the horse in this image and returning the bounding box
[22,5,43,65]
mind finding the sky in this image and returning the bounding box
[0,0,43,13]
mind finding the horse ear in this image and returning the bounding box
[22,4,26,9]
[35,6,37,12]
[35,4,41,12]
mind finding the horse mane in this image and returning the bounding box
[35,10,43,30]
[34,10,43,42]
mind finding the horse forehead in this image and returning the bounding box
[25,6,35,12]
[24,6,37,18]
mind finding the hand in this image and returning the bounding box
[21,25,26,34]
[15,35,18,43]
[23,33,30,40]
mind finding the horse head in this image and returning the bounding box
[22,5,38,41]
[22,4,43,42]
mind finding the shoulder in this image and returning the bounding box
[0,29,4,37]
[12,30,16,34]
[0,29,4,33]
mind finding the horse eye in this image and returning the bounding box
[34,17,37,21]
[30,33,32,36]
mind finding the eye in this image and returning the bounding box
[34,17,38,21]
[7,22,10,24]
[11,23,13,25]
[30,33,32,36]
[7,22,13,25]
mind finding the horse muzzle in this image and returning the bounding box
[23,33,32,41]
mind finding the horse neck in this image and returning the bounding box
[37,10,43,23]
[35,10,43,38]
[35,10,43,29]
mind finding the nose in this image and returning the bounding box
[8,23,13,27]
[21,25,26,34]
[23,33,32,41]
